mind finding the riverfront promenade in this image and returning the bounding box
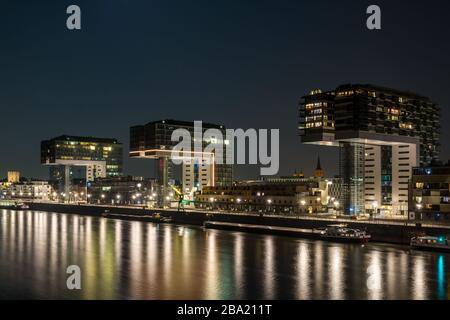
[3,201,450,245]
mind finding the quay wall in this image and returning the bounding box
[22,202,450,245]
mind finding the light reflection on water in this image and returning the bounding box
[0,210,449,300]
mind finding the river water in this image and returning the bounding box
[0,210,449,300]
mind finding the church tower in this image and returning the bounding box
[313,156,325,178]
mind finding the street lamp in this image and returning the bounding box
[416,203,423,221]
[333,201,340,216]
[372,201,379,218]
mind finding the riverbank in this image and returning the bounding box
[14,202,450,245]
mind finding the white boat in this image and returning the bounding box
[12,203,30,210]
[319,224,371,243]
[410,236,450,252]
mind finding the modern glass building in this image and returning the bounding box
[130,120,233,205]
[41,135,123,194]
[299,84,440,217]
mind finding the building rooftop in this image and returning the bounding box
[303,83,434,102]
[42,135,120,144]
[132,119,225,130]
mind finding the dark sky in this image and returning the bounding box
[1,0,449,180]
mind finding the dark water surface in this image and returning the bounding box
[0,210,449,300]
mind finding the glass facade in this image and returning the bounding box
[300,84,440,165]
[300,84,440,216]
[339,142,365,215]
[130,120,233,187]
[41,135,123,178]
[381,146,392,205]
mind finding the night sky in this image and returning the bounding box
[1,0,450,180]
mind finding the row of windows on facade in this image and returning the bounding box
[197,197,299,205]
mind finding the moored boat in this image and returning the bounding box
[318,224,371,243]
[12,203,30,210]
[410,236,450,252]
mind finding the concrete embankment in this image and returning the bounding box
[22,202,450,245]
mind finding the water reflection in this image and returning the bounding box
[0,209,450,300]
[437,255,445,300]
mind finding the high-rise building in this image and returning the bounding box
[409,162,450,222]
[299,84,440,217]
[41,135,123,195]
[130,120,233,205]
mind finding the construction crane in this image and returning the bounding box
[169,184,186,212]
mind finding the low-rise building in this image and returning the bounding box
[2,181,53,201]
[88,176,157,206]
[7,171,21,183]
[195,176,338,215]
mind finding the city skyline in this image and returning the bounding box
[2,0,450,304]
[2,1,450,180]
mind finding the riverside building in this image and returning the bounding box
[299,84,440,217]
[196,167,339,215]
[41,135,123,196]
[409,162,450,222]
[130,120,233,205]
